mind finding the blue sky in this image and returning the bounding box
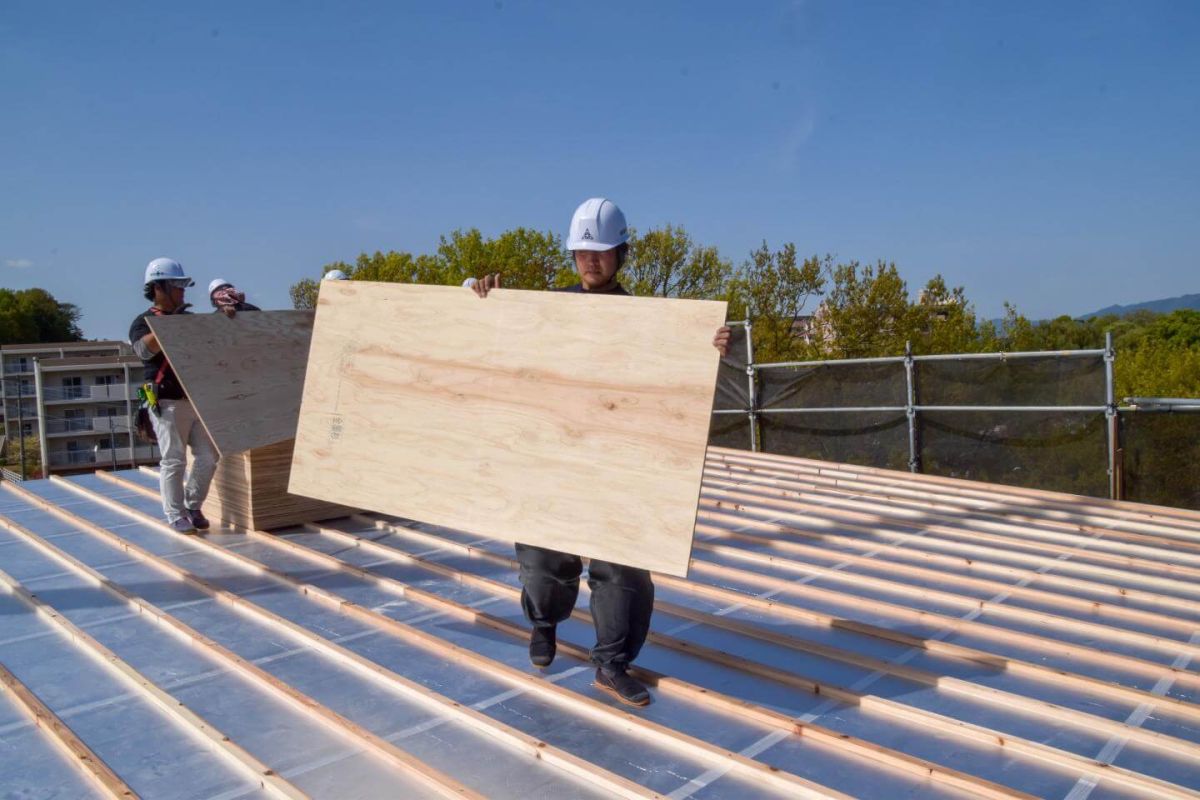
[2,1,1197,340]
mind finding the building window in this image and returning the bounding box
[61,376,83,399]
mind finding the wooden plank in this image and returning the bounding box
[289,281,726,577]
[146,310,314,456]
[262,526,1035,799]
[695,488,1200,638]
[11,482,660,800]
[705,458,1200,556]
[697,503,1200,602]
[705,457,1200,552]
[698,486,1200,583]
[687,555,1200,660]
[0,563,310,800]
[274,514,1200,798]
[339,509,1200,723]
[106,471,1200,793]
[0,509,510,800]
[692,530,1200,631]
[0,659,139,799]
[79,473,848,799]
[313,517,1200,758]
[708,447,1200,533]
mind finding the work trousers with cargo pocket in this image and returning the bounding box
[515,542,654,672]
[150,399,220,524]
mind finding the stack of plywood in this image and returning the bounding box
[147,310,353,530]
[203,438,354,530]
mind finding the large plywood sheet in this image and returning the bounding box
[147,311,314,456]
[289,281,727,576]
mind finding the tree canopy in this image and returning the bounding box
[0,288,83,345]
[288,226,1199,399]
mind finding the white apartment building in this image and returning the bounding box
[0,342,160,478]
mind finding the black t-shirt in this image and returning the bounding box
[129,308,189,400]
[554,282,630,296]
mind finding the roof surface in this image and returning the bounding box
[1,447,1197,799]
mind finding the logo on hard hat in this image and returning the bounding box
[582,228,593,240]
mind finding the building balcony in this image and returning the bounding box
[42,384,134,403]
[2,364,33,375]
[46,445,158,469]
[43,416,131,436]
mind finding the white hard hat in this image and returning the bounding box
[144,257,193,287]
[208,278,232,296]
[461,277,477,288]
[566,197,629,251]
[323,269,348,281]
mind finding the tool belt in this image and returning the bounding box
[133,358,168,444]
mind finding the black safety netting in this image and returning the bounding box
[707,413,753,450]
[757,361,906,410]
[698,347,1193,507]
[707,323,755,449]
[759,411,910,470]
[915,355,1106,407]
[1120,411,1200,510]
[712,323,752,411]
[918,410,1109,496]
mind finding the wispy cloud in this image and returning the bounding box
[5,258,33,269]
[780,108,817,170]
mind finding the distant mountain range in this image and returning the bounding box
[1081,293,1200,319]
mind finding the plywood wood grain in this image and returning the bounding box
[289,281,726,576]
[146,311,314,456]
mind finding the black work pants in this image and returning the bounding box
[515,542,654,672]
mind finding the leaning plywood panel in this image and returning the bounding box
[146,311,314,456]
[289,281,726,577]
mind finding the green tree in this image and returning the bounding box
[288,228,572,308]
[0,288,83,344]
[909,275,982,355]
[289,278,320,310]
[726,243,827,362]
[0,435,42,479]
[439,228,573,290]
[623,225,733,300]
[821,260,910,358]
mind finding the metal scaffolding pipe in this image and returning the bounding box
[913,349,1107,362]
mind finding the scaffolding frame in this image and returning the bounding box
[712,330,1127,499]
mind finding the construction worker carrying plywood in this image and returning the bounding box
[129,258,221,533]
[207,278,261,318]
[471,198,732,707]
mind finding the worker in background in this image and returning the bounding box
[208,278,261,317]
[128,258,220,534]
[471,198,732,707]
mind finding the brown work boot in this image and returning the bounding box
[594,667,650,707]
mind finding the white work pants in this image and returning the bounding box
[150,399,219,522]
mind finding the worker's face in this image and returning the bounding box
[155,281,187,309]
[574,248,619,290]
